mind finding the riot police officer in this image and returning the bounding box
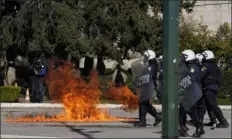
[196,53,217,127]
[133,50,162,127]
[201,50,229,128]
[29,59,47,103]
[179,50,205,137]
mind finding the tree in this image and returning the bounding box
[3,0,88,60]
[179,15,214,53]
[216,22,231,40]
[214,22,232,69]
[179,17,231,62]
[71,0,197,60]
[2,0,197,62]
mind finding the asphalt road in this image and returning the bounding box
[1,108,231,139]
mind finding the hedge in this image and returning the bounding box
[218,70,232,99]
[0,86,21,102]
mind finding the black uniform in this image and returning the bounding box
[197,62,217,126]
[179,62,205,137]
[134,59,162,127]
[201,59,229,128]
[188,61,217,127]
[156,60,163,103]
[29,60,47,103]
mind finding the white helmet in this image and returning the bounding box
[144,50,156,60]
[182,50,196,61]
[196,53,203,63]
[202,50,214,60]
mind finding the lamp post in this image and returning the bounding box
[162,0,180,138]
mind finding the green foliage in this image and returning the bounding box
[179,16,231,61]
[0,86,21,102]
[217,98,231,105]
[219,70,232,98]
[214,22,232,61]
[2,0,197,60]
[98,74,112,94]
[179,16,214,53]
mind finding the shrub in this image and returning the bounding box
[0,86,21,102]
[219,70,232,99]
[99,74,112,94]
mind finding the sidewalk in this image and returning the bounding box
[1,103,231,110]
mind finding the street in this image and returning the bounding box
[1,108,231,138]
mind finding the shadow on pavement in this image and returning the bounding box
[153,131,162,134]
[60,122,102,138]
[119,121,154,127]
[118,117,138,126]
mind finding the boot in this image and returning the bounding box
[134,104,147,127]
[193,120,204,138]
[153,112,162,126]
[179,125,188,137]
[193,127,202,138]
[134,121,146,127]
[205,119,217,127]
[205,121,216,126]
[146,105,162,126]
[199,118,205,135]
[216,119,229,128]
[206,120,217,130]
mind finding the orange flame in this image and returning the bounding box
[105,82,139,112]
[5,61,132,122]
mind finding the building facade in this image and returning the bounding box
[183,1,231,31]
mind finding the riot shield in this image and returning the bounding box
[131,57,155,102]
[178,56,203,111]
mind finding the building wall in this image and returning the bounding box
[183,1,231,31]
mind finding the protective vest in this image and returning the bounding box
[202,63,222,91]
[34,65,46,77]
[188,63,202,89]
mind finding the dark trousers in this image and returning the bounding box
[179,102,201,128]
[179,104,187,126]
[203,89,225,123]
[156,82,162,103]
[31,76,44,103]
[156,90,162,104]
[207,107,217,122]
[197,97,207,120]
[139,99,159,122]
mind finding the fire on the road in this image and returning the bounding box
[5,61,137,122]
[105,83,139,112]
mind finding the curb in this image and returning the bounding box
[1,103,231,110]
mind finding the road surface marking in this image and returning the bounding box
[1,134,59,138]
